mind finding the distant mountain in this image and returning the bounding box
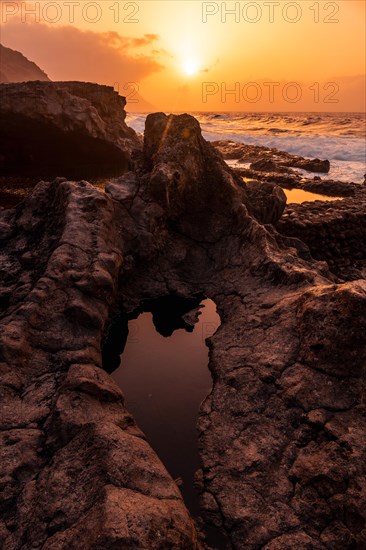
[0,44,50,83]
[0,44,155,111]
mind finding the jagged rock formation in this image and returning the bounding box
[0,112,365,549]
[0,44,50,83]
[0,81,141,178]
[142,113,249,242]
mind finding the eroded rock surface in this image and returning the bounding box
[0,178,200,549]
[0,81,141,178]
[276,189,366,280]
[245,180,287,224]
[1,113,365,549]
[212,140,359,203]
[106,114,366,548]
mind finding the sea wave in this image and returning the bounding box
[125,112,366,183]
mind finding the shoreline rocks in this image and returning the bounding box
[0,114,365,549]
[107,114,366,548]
[276,189,366,280]
[212,139,331,174]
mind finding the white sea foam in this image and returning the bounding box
[126,112,366,183]
[126,113,146,135]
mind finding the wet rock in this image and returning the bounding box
[232,162,357,199]
[213,139,331,174]
[211,140,255,160]
[250,159,291,173]
[298,179,356,197]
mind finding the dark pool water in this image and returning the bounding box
[104,296,221,517]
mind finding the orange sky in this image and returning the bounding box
[1,0,365,112]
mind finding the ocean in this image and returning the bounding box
[126,112,366,184]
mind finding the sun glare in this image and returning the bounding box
[182,58,199,76]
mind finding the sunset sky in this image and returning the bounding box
[1,0,365,112]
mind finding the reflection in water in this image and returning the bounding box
[107,298,221,518]
[284,188,343,204]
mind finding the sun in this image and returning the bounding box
[182,58,199,76]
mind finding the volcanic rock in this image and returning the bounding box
[0,81,141,179]
[107,116,366,546]
[213,140,331,174]
[0,177,201,549]
[1,113,365,550]
[245,180,287,224]
[288,158,331,174]
[143,112,250,242]
[250,159,291,173]
[276,187,366,280]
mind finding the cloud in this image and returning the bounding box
[1,20,165,85]
[130,34,160,47]
[151,48,173,58]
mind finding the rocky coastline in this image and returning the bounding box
[0,82,365,549]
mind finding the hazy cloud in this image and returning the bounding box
[1,20,165,85]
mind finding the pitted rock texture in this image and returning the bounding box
[0,81,141,178]
[199,280,366,549]
[0,178,201,549]
[276,189,366,280]
[107,114,366,549]
[1,113,365,550]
